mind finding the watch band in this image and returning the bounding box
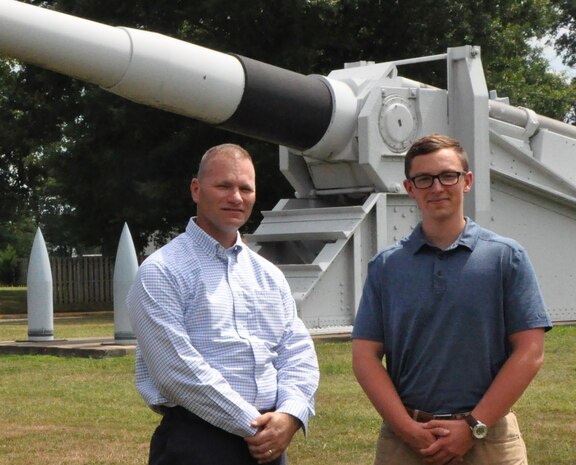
[465,414,488,439]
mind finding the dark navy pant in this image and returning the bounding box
[149,407,282,465]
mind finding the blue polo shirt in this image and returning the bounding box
[352,218,552,414]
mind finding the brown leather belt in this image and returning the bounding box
[407,407,470,422]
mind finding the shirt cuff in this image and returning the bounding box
[276,399,312,435]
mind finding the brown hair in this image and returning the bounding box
[404,134,469,178]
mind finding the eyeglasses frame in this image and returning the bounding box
[408,171,468,189]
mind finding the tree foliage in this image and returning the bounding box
[1,0,574,257]
[552,0,576,67]
[550,0,576,123]
[0,57,61,257]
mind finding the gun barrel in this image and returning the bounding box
[0,0,337,151]
[0,1,129,88]
[489,100,576,139]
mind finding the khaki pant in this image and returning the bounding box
[374,411,528,465]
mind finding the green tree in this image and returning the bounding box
[0,244,19,285]
[1,0,573,256]
[552,0,576,67]
[549,0,576,123]
[0,56,70,257]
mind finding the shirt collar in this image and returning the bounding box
[405,217,479,254]
[185,217,244,258]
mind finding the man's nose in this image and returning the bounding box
[430,177,445,190]
[228,188,242,202]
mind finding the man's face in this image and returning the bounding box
[191,153,256,247]
[402,148,472,222]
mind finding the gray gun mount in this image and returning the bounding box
[2,0,576,330]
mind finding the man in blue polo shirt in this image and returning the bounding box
[352,133,552,465]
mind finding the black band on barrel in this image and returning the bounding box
[219,55,333,151]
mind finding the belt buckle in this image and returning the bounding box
[433,413,455,420]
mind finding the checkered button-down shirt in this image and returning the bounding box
[127,218,319,437]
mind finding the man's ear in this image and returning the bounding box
[403,179,415,198]
[463,171,473,192]
[190,178,199,203]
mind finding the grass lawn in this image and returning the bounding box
[0,317,574,465]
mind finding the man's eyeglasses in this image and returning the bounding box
[408,171,467,189]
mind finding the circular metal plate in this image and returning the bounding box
[379,95,418,152]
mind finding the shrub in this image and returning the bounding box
[0,244,19,285]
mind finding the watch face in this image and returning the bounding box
[473,424,488,439]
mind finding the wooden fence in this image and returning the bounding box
[18,256,115,311]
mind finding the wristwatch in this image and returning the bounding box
[465,414,488,439]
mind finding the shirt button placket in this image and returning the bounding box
[227,251,249,339]
[433,252,447,294]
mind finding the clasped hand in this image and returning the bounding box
[245,412,301,464]
[417,419,474,465]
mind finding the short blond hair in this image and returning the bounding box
[197,144,253,179]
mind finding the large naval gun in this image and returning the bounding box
[2,0,576,329]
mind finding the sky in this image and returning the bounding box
[543,46,575,79]
[532,30,575,81]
